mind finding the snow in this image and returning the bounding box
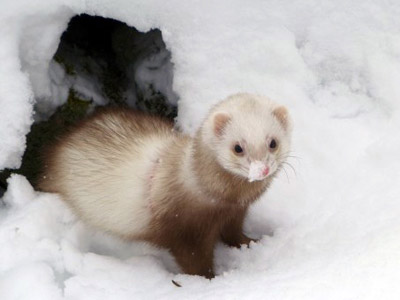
[1,0,400,299]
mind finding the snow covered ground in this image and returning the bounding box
[1,0,400,299]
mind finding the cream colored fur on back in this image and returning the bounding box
[58,137,161,237]
[40,110,177,238]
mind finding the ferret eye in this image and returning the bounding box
[269,139,278,150]
[233,144,243,154]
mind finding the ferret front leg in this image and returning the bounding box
[220,208,257,248]
[169,240,215,279]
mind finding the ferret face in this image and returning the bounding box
[205,94,292,182]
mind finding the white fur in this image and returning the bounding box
[202,93,292,180]
[248,160,267,182]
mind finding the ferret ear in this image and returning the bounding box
[213,112,231,137]
[273,106,289,130]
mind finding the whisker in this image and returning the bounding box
[279,151,301,161]
[281,161,297,177]
[281,166,290,183]
[286,155,301,160]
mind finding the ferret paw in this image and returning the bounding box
[237,234,259,248]
[222,233,258,248]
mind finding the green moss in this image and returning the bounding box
[54,54,76,76]
[101,66,127,106]
[82,61,92,74]
[136,85,177,119]
[58,89,92,124]
[0,89,91,188]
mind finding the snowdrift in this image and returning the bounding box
[1,0,400,299]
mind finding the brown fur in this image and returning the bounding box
[38,107,277,279]
[140,132,273,277]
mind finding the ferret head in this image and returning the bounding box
[201,93,292,182]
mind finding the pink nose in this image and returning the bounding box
[262,167,269,176]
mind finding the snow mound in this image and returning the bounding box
[1,0,400,299]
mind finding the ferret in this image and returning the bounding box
[38,93,292,278]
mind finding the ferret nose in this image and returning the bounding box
[262,167,269,176]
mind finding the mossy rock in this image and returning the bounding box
[0,90,91,189]
[136,85,177,119]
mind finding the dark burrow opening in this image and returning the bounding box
[0,14,178,191]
